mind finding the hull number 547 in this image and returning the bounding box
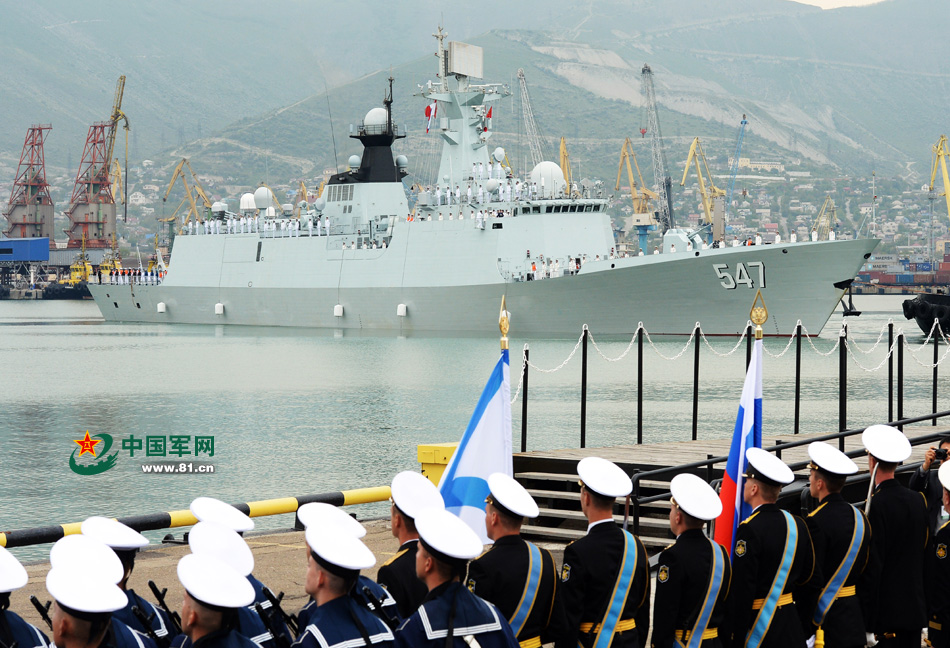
[712,262,765,289]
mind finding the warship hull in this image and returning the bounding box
[89,224,877,336]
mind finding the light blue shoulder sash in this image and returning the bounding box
[678,539,725,648]
[509,541,543,636]
[593,530,638,648]
[747,511,797,648]
[813,506,864,627]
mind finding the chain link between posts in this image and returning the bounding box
[509,319,950,404]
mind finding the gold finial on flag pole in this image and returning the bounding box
[750,289,768,341]
[499,295,510,350]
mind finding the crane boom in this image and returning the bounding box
[616,138,657,214]
[725,114,747,222]
[930,135,950,224]
[680,137,725,231]
[641,64,674,232]
[518,69,546,170]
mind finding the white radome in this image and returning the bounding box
[253,187,273,210]
[364,107,387,127]
[530,161,567,198]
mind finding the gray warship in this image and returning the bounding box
[89,31,878,336]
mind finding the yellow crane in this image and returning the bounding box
[105,76,130,221]
[930,135,950,223]
[559,137,573,196]
[812,196,838,240]
[681,137,726,241]
[110,158,124,205]
[163,158,213,226]
[294,180,309,218]
[616,138,658,214]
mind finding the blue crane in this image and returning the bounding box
[725,114,748,223]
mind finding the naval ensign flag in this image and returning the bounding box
[438,348,513,544]
[713,335,763,556]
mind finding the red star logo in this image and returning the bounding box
[74,431,100,457]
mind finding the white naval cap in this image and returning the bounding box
[577,457,632,498]
[190,497,254,532]
[177,553,254,609]
[188,521,254,577]
[305,526,375,578]
[862,424,912,463]
[744,448,795,486]
[46,566,127,617]
[808,442,859,476]
[487,473,539,519]
[939,462,950,492]
[297,502,366,538]
[81,516,149,551]
[391,471,445,520]
[670,473,722,521]
[0,546,28,593]
[49,535,124,584]
[415,507,483,565]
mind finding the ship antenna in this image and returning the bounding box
[316,58,339,171]
[386,71,394,135]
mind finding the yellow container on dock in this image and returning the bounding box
[417,442,458,485]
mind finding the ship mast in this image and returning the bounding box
[434,26,448,92]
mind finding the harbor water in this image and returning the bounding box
[1,294,944,562]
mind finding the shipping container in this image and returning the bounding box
[0,238,50,262]
[897,274,914,284]
[906,263,917,272]
[940,262,950,272]
[915,274,935,283]
[880,274,896,284]
[936,272,950,284]
[873,254,898,262]
[918,262,933,272]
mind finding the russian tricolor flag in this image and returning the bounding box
[714,337,763,556]
[438,348,513,544]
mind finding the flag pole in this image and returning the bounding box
[499,295,510,350]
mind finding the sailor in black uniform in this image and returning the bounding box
[376,472,444,619]
[466,473,557,647]
[173,554,258,648]
[294,503,399,633]
[45,545,130,648]
[926,462,950,648]
[0,546,51,648]
[552,457,649,648]
[48,536,157,648]
[190,498,288,648]
[80,517,175,645]
[394,507,517,647]
[860,425,928,648]
[728,448,814,648]
[797,442,870,648]
[291,525,393,648]
[651,473,730,648]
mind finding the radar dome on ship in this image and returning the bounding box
[530,161,567,198]
[265,206,276,218]
[492,147,505,162]
[239,193,256,211]
[313,197,326,212]
[348,155,361,169]
[364,107,387,127]
[254,187,274,209]
[485,179,500,193]
[211,201,228,214]
[396,155,408,170]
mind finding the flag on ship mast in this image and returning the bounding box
[425,102,438,133]
[438,299,513,543]
[714,293,767,556]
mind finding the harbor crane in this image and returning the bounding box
[680,137,726,243]
[162,158,213,227]
[812,196,838,240]
[104,76,130,222]
[518,69,547,171]
[559,137,574,196]
[640,64,674,232]
[930,135,950,223]
[725,115,748,222]
[616,138,658,252]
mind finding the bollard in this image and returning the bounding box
[637,327,644,445]
[795,323,802,435]
[521,346,529,452]
[580,327,588,449]
[692,324,700,441]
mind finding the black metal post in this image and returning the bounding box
[794,323,802,435]
[839,324,847,451]
[706,454,714,482]
[775,439,782,460]
[746,324,752,370]
[580,327,588,449]
[637,328,644,445]
[521,347,529,452]
[934,334,939,426]
[888,322,894,422]
[898,333,904,431]
[692,324,700,441]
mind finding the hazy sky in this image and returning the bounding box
[795,0,883,8]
